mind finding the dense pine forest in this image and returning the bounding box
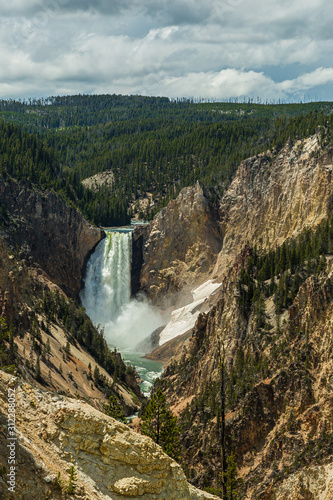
[1,94,333,226]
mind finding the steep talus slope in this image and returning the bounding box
[0,371,218,500]
[139,132,333,497]
[0,179,104,299]
[132,182,222,307]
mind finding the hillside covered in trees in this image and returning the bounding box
[1,95,333,226]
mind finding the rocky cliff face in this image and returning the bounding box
[142,133,333,498]
[0,235,36,329]
[215,134,333,270]
[0,371,218,500]
[132,182,222,307]
[0,179,104,299]
[134,134,333,308]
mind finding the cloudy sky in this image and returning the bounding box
[0,0,333,101]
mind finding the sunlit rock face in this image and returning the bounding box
[216,134,333,265]
[0,371,219,500]
[133,181,223,308]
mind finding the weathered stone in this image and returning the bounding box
[0,371,219,500]
[133,181,222,307]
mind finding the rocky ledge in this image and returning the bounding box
[0,371,218,500]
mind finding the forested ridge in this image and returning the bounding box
[1,94,333,226]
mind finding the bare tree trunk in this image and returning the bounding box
[219,344,227,499]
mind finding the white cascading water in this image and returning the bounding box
[80,230,163,352]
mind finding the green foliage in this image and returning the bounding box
[205,453,243,499]
[63,341,71,360]
[0,119,129,226]
[1,95,333,226]
[140,388,181,461]
[104,395,126,423]
[238,212,333,321]
[55,467,78,495]
[35,354,42,382]
[66,466,77,495]
[0,317,18,371]
[93,365,100,386]
[223,453,244,500]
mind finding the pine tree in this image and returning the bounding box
[254,291,266,330]
[224,453,243,500]
[140,388,180,461]
[93,365,100,386]
[66,466,77,495]
[64,341,71,360]
[104,395,126,423]
[46,338,51,361]
[35,354,42,382]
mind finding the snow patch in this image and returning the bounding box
[159,280,221,346]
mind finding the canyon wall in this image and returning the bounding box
[132,181,222,307]
[134,133,333,307]
[138,133,333,498]
[216,134,333,268]
[0,179,104,299]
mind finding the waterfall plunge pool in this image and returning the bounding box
[80,228,164,396]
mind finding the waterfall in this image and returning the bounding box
[80,229,163,351]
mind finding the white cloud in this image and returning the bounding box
[278,67,333,92]
[0,0,332,100]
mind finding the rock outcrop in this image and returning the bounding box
[273,463,333,500]
[82,170,114,192]
[0,371,218,500]
[215,134,333,270]
[0,179,104,299]
[132,182,222,307]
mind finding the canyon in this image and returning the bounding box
[1,128,333,498]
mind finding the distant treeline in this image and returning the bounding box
[1,94,333,226]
